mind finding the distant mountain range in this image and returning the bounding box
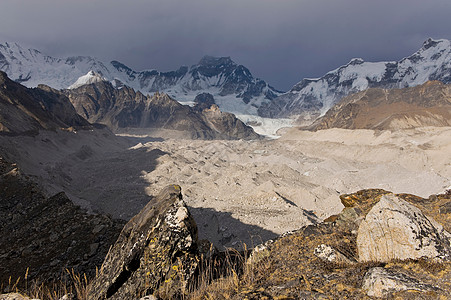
[259,38,451,122]
[0,42,281,117]
[2,38,451,126]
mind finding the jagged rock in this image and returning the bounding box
[88,185,200,300]
[362,267,439,297]
[357,194,451,262]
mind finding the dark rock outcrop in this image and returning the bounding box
[0,71,91,135]
[88,185,200,300]
[193,92,215,112]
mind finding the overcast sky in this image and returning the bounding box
[1,0,451,90]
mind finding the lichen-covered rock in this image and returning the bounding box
[362,267,439,297]
[88,185,199,300]
[357,194,451,262]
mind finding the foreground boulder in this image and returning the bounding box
[362,267,439,297]
[357,194,451,262]
[88,185,199,300]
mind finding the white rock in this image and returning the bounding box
[314,244,355,264]
[357,194,451,262]
[362,267,437,297]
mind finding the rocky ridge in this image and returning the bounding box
[307,80,451,130]
[260,38,451,122]
[63,80,260,140]
[88,185,200,299]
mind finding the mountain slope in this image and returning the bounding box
[0,43,281,116]
[307,80,451,130]
[0,71,91,135]
[260,38,451,121]
[63,80,260,140]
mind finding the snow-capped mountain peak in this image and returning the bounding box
[68,71,106,89]
[0,43,281,117]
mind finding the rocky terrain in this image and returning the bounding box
[307,80,451,131]
[63,79,260,140]
[1,123,449,252]
[0,156,125,288]
[194,189,451,299]
[4,184,450,299]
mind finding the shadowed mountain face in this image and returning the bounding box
[64,80,260,140]
[0,71,91,135]
[307,80,451,130]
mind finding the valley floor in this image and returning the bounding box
[1,126,450,249]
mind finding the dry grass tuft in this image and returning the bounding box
[1,269,90,300]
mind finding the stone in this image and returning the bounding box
[58,294,74,300]
[439,201,451,214]
[357,194,451,262]
[88,243,99,257]
[314,244,356,264]
[362,267,438,297]
[88,185,200,300]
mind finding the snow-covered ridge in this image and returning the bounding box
[0,43,282,116]
[260,38,451,118]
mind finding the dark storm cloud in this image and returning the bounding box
[1,0,451,90]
